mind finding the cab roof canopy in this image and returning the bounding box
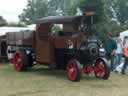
[36,16,82,24]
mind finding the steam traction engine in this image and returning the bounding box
[9,12,110,81]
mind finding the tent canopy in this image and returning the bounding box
[120,30,128,43]
[0,25,35,36]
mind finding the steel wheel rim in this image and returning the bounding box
[13,52,22,71]
[67,62,77,81]
[95,60,105,78]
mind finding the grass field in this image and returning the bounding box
[0,64,128,96]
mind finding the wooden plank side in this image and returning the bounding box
[35,23,53,64]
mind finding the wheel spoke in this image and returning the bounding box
[95,60,106,78]
[13,52,23,71]
[67,62,77,81]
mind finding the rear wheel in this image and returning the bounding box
[66,59,81,81]
[94,58,110,79]
[13,49,28,71]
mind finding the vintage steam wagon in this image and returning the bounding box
[9,12,110,81]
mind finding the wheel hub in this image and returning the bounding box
[17,58,21,63]
[69,68,74,73]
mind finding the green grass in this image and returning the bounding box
[0,64,128,96]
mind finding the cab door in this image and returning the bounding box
[35,23,54,64]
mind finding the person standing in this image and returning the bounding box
[104,33,117,71]
[115,37,123,66]
[121,39,128,75]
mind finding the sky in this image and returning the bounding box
[0,0,27,23]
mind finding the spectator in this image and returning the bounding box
[104,33,117,71]
[121,39,128,75]
[115,37,123,66]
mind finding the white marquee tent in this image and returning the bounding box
[0,24,36,36]
[120,30,128,43]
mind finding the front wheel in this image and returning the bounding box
[66,59,81,81]
[13,49,28,71]
[94,58,110,80]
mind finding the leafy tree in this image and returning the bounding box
[0,16,7,26]
[105,0,128,26]
[97,0,128,40]
[19,0,48,24]
[78,0,105,23]
[47,0,77,16]
[47,0,64,16]
[63,0,78,16]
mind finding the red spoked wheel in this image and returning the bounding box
[83,64,94,74]
[13,49,28,72]
[94,58,110,80]
[66,59,81,81]
[13,51,23,71]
